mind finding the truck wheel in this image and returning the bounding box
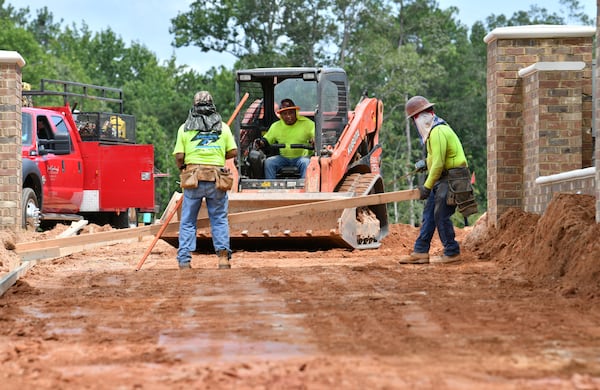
[127,208,138,228]
[22,187,40,230]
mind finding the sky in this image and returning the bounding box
[8,0,597,74]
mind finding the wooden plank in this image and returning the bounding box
[159,192,182,223]
[0,261,36,297]
[57,220,89,238]
[152,188,420,235]
[15,224,154,254]
[5,236,141,297]
[14,189,419,261]
[18,247,61,262]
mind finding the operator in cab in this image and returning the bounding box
[254,98,315,179]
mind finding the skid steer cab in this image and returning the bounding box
[162,67,389,251]
[246,142,314,180]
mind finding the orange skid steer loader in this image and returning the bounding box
[160,67,417,251]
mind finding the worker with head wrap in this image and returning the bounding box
[399,95,476,265]
[173,91,238,270]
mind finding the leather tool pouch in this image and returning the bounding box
[179,166,199,189]
[447,167,478,217]
[215,167,234,192]
[180,165,233,191]
[180,165,217,189]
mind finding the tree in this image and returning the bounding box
[0,0,29,25]
[27,6,62,50]
[0,19,56,83]
[169,0,338,68]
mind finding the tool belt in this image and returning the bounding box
[179,164,233,191]
[446,167,478,218]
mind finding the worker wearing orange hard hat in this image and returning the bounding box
[254,98,315,179]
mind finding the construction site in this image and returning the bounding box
[0,191,597,389]
[0,23,599,390]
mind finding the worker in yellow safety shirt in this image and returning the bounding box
[399,95,475,265]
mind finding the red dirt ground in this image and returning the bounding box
[0,193,598,389]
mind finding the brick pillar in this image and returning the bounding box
[597,1,600,223]
[484,25,595,227]
[0,51,26,231]
[521,68,539,213]
[520,62,585,213]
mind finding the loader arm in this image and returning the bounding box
[319,96,384,192]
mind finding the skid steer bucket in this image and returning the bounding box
[157,176,420,252]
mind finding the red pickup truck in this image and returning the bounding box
[21,80,155,230]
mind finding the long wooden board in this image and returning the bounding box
[15,225,154,256]
[151,188,420,235]
[15,189,419,259]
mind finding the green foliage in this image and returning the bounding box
[0,0,29,25]
[0,19,57,82]
[27,6,61,50]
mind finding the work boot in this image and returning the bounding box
[430,254,461,264]
[178,262,192,270]
[398,252,429,264]
[217,249,231,269]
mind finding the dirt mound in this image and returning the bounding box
[464,193,600,297]
[0,230,20,273]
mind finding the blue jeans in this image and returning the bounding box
[414,178,460,256]
[177,181,231,266]
[264,155,309,179]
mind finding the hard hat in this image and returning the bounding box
[276,98,299,114]
[405,96,435,118]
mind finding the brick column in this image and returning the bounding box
[484,25,595,226]
[0,51,26,230]
[519,62,585,213]
[597,1,600,223]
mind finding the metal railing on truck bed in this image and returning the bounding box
[23,79,137,144]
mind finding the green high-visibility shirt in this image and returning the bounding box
[264,115,315,159]
[425,123,468,189]
[172,122,237,166]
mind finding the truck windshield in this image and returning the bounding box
[22,112,33,146]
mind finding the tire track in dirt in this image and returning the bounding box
[250,263,449,356]
[156,269,317,363]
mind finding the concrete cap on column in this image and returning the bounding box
[484,25,596,44]
[0,50,26,67]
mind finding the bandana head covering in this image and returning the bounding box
[184,90,222,134]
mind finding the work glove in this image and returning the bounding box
[415,160,427,173]
[254,137,269,150]
[418,186,431,200]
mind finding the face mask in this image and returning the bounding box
[414,112,434,142]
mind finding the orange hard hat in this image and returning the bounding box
[276,98,299,114]
[405,96,435,118]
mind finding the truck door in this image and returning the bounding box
[37,114,84,213]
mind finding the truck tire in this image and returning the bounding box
[22,187,39,230]
[127,208,138,228]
